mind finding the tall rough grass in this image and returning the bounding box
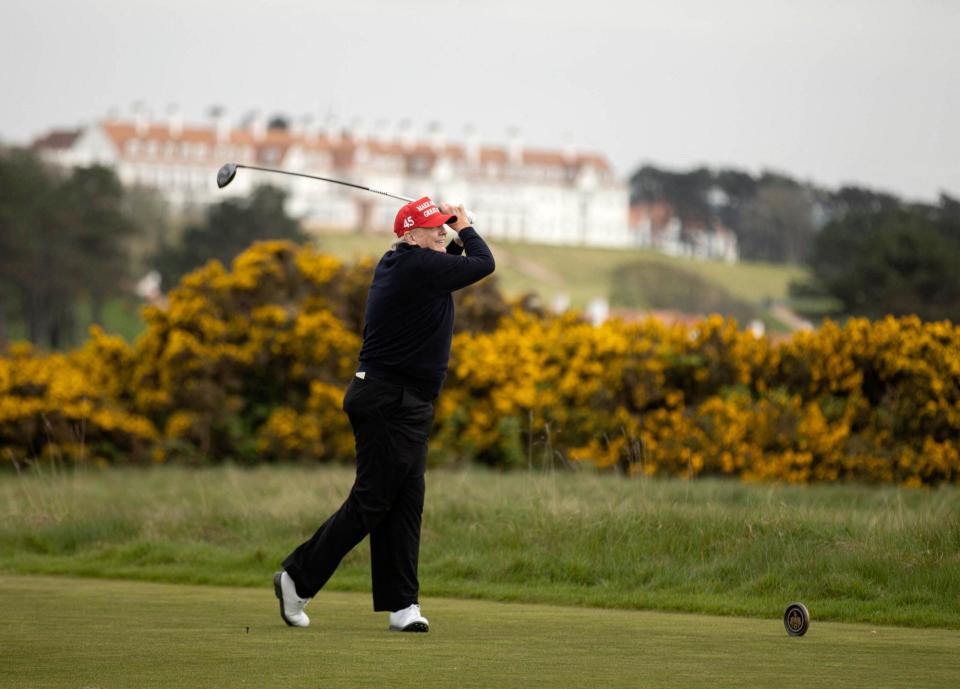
[1,465,958,628]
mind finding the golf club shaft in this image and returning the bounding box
[226,163,475,225]
[233,164,415,202]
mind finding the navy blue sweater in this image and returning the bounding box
[357,226,495,399]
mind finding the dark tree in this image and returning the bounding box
[798,202,960,321]
[629,165,825,262]
[624,163,944,266]
[58,166,138,324]
[0,151,141,347]
[830,186,900,216]
[152,185,307,286]
[629,165,713,224]
[737,181,816,263]
[0,150,61,344]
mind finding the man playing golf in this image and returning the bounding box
[275,198,494,632]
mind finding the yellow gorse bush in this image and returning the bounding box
[1,242,958,484]
[0,242,360,466]
[0,330,157,465]
[130,241,361,463]
[438,312,770,472]
[437,311,959,484]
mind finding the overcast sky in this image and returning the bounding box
[2,0,957,201]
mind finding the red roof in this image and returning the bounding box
[29,118,615,186]
[89,118,613,175]
[31,128,82,150]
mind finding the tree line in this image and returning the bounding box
[3,147,959,350]
[797,196,960,321]
[0,148,304,349]
[0,150,137,347]
[630,165,960,321]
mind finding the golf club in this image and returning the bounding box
[216,163,475,224]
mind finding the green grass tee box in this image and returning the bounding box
[2,575,959,689]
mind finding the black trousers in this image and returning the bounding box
[282,376,435,612]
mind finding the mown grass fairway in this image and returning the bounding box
[2,575,958,689]
[2,466,958,629]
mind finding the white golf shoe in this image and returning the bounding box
[273,571,310,628]
[389,603,429,632]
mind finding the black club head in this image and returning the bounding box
[216,163,239,189]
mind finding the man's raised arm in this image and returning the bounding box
[420,203,495,292]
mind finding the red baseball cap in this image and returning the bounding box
[394,197,457,237]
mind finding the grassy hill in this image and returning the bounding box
[4,234,808,347]
[313,231,808,323]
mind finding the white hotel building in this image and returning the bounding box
[32,110,634,248]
